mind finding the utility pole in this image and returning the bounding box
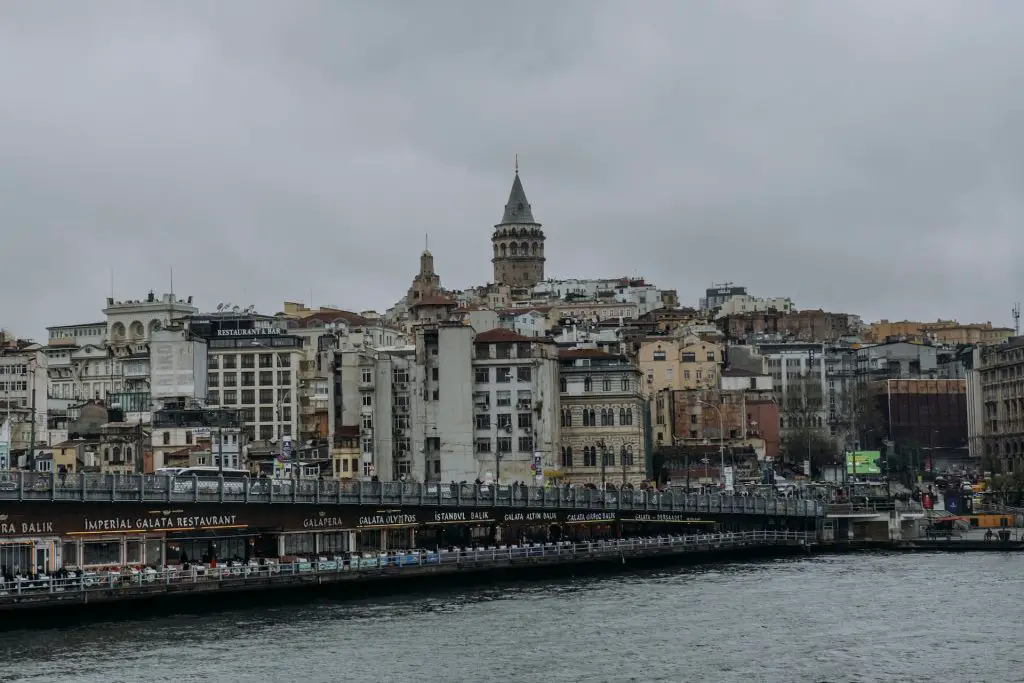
[27,386,36,470]
[217,425,223,473]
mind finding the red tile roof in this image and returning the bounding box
[558,348,618,359]
[298,309,371,327]
[410,295,458,308]
[474,328,551,343]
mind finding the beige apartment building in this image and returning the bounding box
[868,319,1013,346]
[637,335,724,397]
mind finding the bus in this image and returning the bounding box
[163,467,252,495]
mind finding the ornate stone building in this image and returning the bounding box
[557,348,645,486]
[407,248,442,304]
[492,170,545,288]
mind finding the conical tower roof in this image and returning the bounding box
[498,172,537,225]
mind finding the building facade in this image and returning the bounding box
[557,348,645,486]
[977,339,1024,471]
[471,328,560,485]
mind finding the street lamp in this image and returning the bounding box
[696,400,726,489]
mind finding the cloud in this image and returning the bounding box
[2,1,1022,340]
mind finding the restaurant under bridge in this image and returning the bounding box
[0,472,823,577]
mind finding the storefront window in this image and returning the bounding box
[166,537,250,565]
[283,533,314,555]
[82,541,121,567]
[145,539,163,568]
[0,543,33,576]
[62,542,79,569]
[126,540,143,565]
[358,530,381,552]
[387,529,411,550]
[320,532,349,554]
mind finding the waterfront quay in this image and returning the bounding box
[0,530,814,613]
[0,472,821,579]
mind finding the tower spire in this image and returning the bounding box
[515,153,519,175]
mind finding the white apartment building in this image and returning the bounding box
[188,313,302,446]
[716,295,795,318]
[0,343,49,455]
[471,328,561,485]
[533,277,667,316]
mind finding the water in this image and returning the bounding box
[1,552,1021,683]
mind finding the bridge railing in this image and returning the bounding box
[0,530,815,602]
[0,472,825,517]
[826,500,925,516]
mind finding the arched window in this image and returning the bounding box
[560,376,567,392]
[532,242,539,255]
[584,446,597,467]
[625,408,633,426]
[520,241,528,254]
[602,377,611,391]
[562,409,573,427]
[112,446,121,461]
[588,409,596,426]
[619,407,627,425]
[510,243,518,256]
[584,376,592,392]
[562,446,573,468]
[621,444,633,467]
[500,243,507,257]
[600,408,608,426]
[493,243,499,257]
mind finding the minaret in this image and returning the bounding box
[491,160,545,287]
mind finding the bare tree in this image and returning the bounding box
[839,382,886,449]
[779,379,836,474]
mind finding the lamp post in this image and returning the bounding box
[696,400,725,489]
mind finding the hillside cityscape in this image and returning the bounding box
[1,169,1019,489]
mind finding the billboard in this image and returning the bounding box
[846,450,881,475]
[150,331,209,400]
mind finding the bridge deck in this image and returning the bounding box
[0,473,824,518]
[0,530,816,612]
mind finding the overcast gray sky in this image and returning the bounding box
[2,1,1022,340]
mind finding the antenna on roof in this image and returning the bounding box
[1013,302,1021,336]
[515,153,519,175]
[170,266,174,300]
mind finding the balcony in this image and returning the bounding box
[123,363,150,378]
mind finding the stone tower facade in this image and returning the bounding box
[492,171,545,288]
[407,247,442,304]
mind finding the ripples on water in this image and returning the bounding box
[1,553,1022,683]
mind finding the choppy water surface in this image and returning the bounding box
[0,553,1021,683]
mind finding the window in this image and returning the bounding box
[259,425,274,440]
[516,366,531,382]
[241,389,255,405]
[621,445,634,466]
[600,408,613,426]
[707,351,715,362]
[518,436,533,452]
[223,390,238,404]
[496,367,512,383]
[696,370,703,380]
[208,373,219,387]
[222,356,237,369]
[259,354,273,368]
[277,353,291,368]
[653,351,667,361]
[362,437,373,454]
[476,344,491,360]
[395,415,409,429]
[282,406,292,421]
[666,368,674,381]
[601,377,610,391]
[260,407,274,422]
[518,413,532,429]
[497,437,512,453]
[497,414,512,429]
[475,414,491,429]
[240,354,255,369]
[278,389,291,403]
[583,446,597,467]
[223,373,238,387]
[362,395,372,407]
[259,371,273,386]
[621,377,629,391]
[496,391,512,407]
[562,409,572,427]
[584,377,592,392]
[681,353,696,363]
[362,414,373,430]
[496,344,512,359]
[516,390,532,408]
[431,367,439,382]
[208,357,219,370]
[162,431,170,445]
[560,376,567,392]
[278,371,291,385]
[602,449,614,467]
[259,388,273,403]
[185,431,193,445]
[475,368,490,384]
[683,370,690,380]
[619,407,627,425]
[475,439,492,453]
[561,446,573,468]
[241,372,255,387]
[361,369,373,383]
[393,368,410,383]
